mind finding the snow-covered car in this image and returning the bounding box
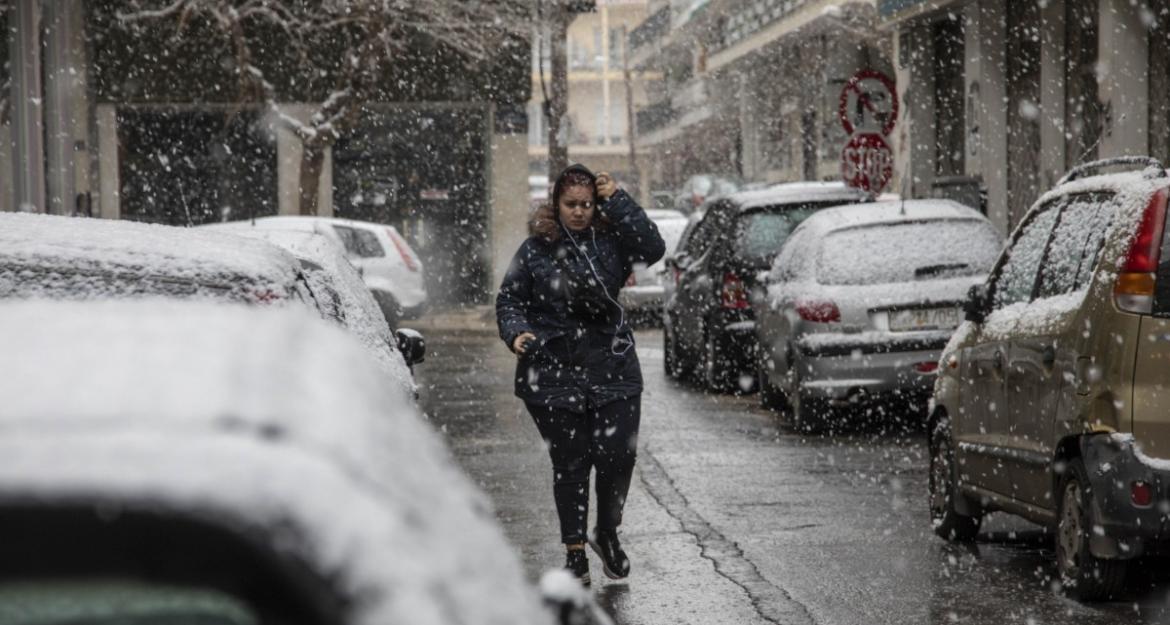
[618,208,689,319]
[0,212,419,396]
[0,299,608,625]
[753,200,1002,432]
[206,216,427,327]
[663,182,873,392]
[201,225,422,384]
[929,157,1170,600]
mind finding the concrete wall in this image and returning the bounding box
[491,131,531,293]
[1097,0,1149,159]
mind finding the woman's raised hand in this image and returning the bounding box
[513,332,537,355]
[596,172,617,201]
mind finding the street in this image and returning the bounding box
[418,328,1170,625]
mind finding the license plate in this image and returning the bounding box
[888,307,961,332]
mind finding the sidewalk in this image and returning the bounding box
[406,305,496,333]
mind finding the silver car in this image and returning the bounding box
[753,200,1003,432]
[618,208,689,317]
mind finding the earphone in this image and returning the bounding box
[560,222,634,356]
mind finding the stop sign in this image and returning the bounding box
[841,133,893,194]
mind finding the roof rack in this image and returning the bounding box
[1058,156,1167,185]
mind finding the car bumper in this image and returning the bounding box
[794,338,945,406]
[618,285,665,311]
[1082,434,1170,560]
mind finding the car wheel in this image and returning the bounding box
[704,330,732,393]
[1056,458,1127,601]
[664,324,679,379]
[758,358,787,411]
[929,418,981,542]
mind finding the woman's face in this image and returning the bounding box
[558,184,595,232]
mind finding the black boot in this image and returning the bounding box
[565,547,591,587]
[588,527,630,579]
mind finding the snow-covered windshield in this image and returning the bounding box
[817,219,1001,285]
[657,219,689,255]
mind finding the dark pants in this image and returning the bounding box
[527,396,641,545]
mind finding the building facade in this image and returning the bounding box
[528,0,659,192]
[883,0,1170,233]
[629,0,895,195]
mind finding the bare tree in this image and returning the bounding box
[116,0,533,216]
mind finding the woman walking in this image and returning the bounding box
[496,164,665,586]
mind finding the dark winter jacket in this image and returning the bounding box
[496,169,666,412]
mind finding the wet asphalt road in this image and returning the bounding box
[417,329,1170,625]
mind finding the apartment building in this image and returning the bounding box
[883,0,1170,233]
[529,0,659,189]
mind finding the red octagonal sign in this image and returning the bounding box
[841,133,893,194]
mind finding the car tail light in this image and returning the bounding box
[673,267,682,287]
[1115,189,1168,314]
[720,272,750,309]
[626,273,636,287]
[915,361,939,374]
[796,299,840,323]
[1132,480,1153,508]
[386,228,420,273]
[246,288,284,305]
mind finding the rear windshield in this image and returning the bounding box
[817,219,1001,285]
[736,204,833,265]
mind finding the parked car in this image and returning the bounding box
[753,200,1002,431]
[929,157,1170,600]
[202,225,425,381]
[663,182,873,391]
[0,213,420,395]
[673,174,742,214]
[214,216,427,328]
[0,299,608,625]
[618,208,689,321]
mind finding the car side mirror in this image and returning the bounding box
[395,328,426,367]
[964,284,991,324]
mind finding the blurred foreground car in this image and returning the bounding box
[663,182,872,391]
[618,208,689,320]
[754,200,1002,431]
[930,157,1170,600]
[0,213,419,394]
[0,300,609,625]
[213,216,427,327]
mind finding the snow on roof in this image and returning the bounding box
[0,213,299,287]
[729,181,872,211]
[797,199,986,236]
[0,299,547,625]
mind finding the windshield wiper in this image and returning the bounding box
[914,263,969,279]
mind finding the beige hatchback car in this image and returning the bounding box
[929,157,1170,600]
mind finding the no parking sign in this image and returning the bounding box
[839,70,898,194]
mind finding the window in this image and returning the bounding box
[1037,193,1116,298]
[332,225,385,258]
[736,207,822,265]
[992,204,1059,309]
[818,219,1001,286]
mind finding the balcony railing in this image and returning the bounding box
[717,0,814,52]
[635,99,676,135]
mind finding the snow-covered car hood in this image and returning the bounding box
[0,300,547,625]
